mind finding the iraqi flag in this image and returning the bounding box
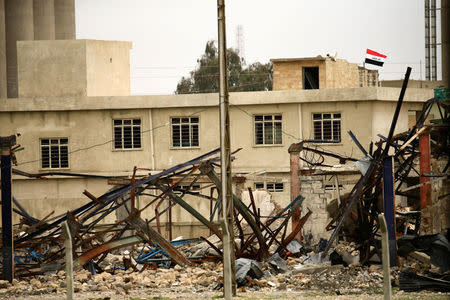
[365,49,387,67]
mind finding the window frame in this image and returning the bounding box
[112,118,143,151]
[170,116,200,149]
[302,66,320,90]
[253,114,283,147]
[312,112,342,143]
[254,182,284,192]
[39,137,70,170]
[175,184,202,196]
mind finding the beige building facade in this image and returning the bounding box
[0,86,433,239]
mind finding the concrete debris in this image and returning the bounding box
[285,239,303,254]
[268,253,288,274]
[235,258,264,286]
[0,260,397,298]
[398,233,450,272]
[293,264,344,275]
[301,251,329,265]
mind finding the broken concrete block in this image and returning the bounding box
[286,239,302,254]
[263,270,272,278]
[342,251,360,265]
[268,253,288,274]
[302,251,329,265]
[235,258,263,286]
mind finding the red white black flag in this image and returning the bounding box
[365,49,387,67]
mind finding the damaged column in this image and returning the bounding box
[288,143,302,242]
[419,131,432,233]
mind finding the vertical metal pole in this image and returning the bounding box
[168,201,173,241]
[288,144,302,241]
[1,136,16,283]
[62,221,74,300]
[217,0,236,297]
[378,213,392,300]
[1,149,13,282]
[382,156,396,267]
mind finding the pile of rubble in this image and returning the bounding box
[0,252,389,298]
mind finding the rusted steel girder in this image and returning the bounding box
[280,209,312,250]
[200,163,269,259]
[75,235,142,267]
[127,214,191,267]
[154,182,223,240]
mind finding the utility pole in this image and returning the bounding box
[1,135,17,283]
[217,0,236,298]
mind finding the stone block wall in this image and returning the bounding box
[272,57,363,91]
[298,172,360,244]
[325,59,360,89]
[358,67,379,87]
[299,174,333,243]
[421,159,450,235]
[272,60,326,90]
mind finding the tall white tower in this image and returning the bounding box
[235,24,245,60]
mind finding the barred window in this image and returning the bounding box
[313,113,341,142]
[255,182,284,192]
[171,117,199,148]
[41,138,69,169]
[255,183,264,189]
[175,184,201,196]
[324,184,344,190]
[113,119,141,149]
[254,114,282,145]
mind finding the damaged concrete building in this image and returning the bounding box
[1,1,448,252]
[0,3,449,297]
[0,36,436,243]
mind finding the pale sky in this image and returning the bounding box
[75,0,442,95]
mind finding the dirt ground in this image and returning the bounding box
[4,289,449,300]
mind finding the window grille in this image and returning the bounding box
[255,183,264,189]
[313,113,341,142]
[171,117,199,148]
[324,184,344,190]
[254,114,282,145]
[255,182,284,192]
[41,138,69,169]
[113,119,141,149]
[176,184,201,195]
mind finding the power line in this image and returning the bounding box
[133,61,432,70]
[12,108,209,169]
[131,73,272,79]
[6,100,358,172]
